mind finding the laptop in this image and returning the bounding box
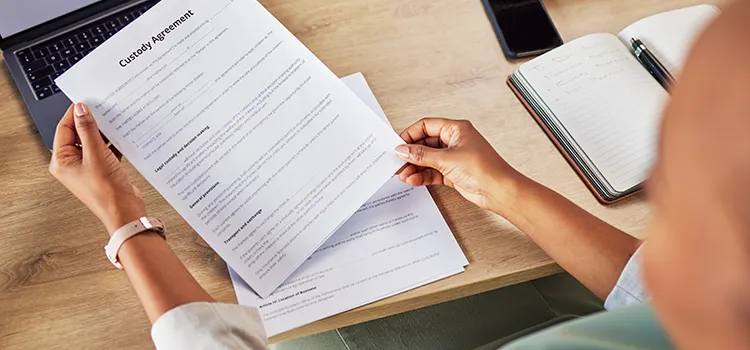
[0,0,160,149]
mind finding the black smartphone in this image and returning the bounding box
[482,0,563,59]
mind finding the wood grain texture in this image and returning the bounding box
[0,0,724,348]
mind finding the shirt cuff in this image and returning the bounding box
[604,245,649,310]
[151,302,268,350]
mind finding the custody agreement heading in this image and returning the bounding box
[119,9,195,67]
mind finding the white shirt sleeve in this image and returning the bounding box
[604,244,649,310]
[151,302,269,350]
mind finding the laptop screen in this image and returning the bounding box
[0,0,102,37]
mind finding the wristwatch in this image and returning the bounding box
[104,217,166,269]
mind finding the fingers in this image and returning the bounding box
[399,117,448,143]
[420,168,442,185]
[399,117,466,146]
[395,163,409,175]
[398,164,418,181]
[111,144,123,161]
[53,104,77,151]
[394,143,447,171]
[100,133,123,161]
[412,136,444,148]
[398,165,445,187]
[50,104,83,174]
[72,103,107,160]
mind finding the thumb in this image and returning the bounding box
[73,103,106,158]
[394,144,446,171]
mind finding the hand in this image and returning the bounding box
[49,103,146,235]
[394,118,525,211]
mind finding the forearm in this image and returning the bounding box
[117,232,215,323]
[490,174,642,299]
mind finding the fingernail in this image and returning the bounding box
[394,145,410,159]
[74,103,89,118]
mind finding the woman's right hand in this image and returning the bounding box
[394,118,526,212]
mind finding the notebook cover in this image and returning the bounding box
[507,75,641,205]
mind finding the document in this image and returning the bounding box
[231,73,469,336]
[56,0,405,297]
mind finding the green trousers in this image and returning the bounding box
[274,273,604,350]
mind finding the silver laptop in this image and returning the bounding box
[1,0,159,149]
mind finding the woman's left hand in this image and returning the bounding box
[49,103,146,235]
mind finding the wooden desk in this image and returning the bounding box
[0,0,723,348]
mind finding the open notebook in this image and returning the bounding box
[509,4,719,203]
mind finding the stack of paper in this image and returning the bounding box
[231,73,468,336]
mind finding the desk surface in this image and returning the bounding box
[0,0,723,348]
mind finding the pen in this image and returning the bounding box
[631,38,675,90]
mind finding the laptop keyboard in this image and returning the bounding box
[14,0,159,100]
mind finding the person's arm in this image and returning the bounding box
[489,173,642,299]
[49,103,214,322]
[394,118,641,299]
[118,233,215,322]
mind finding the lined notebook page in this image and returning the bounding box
[617,4,719,76]
[519,33,667,192]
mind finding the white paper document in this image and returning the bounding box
[56,0,405,297]
[231,73,469,337]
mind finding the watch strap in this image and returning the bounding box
[104,217,165,269]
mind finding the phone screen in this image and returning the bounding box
[485,0,563,57]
